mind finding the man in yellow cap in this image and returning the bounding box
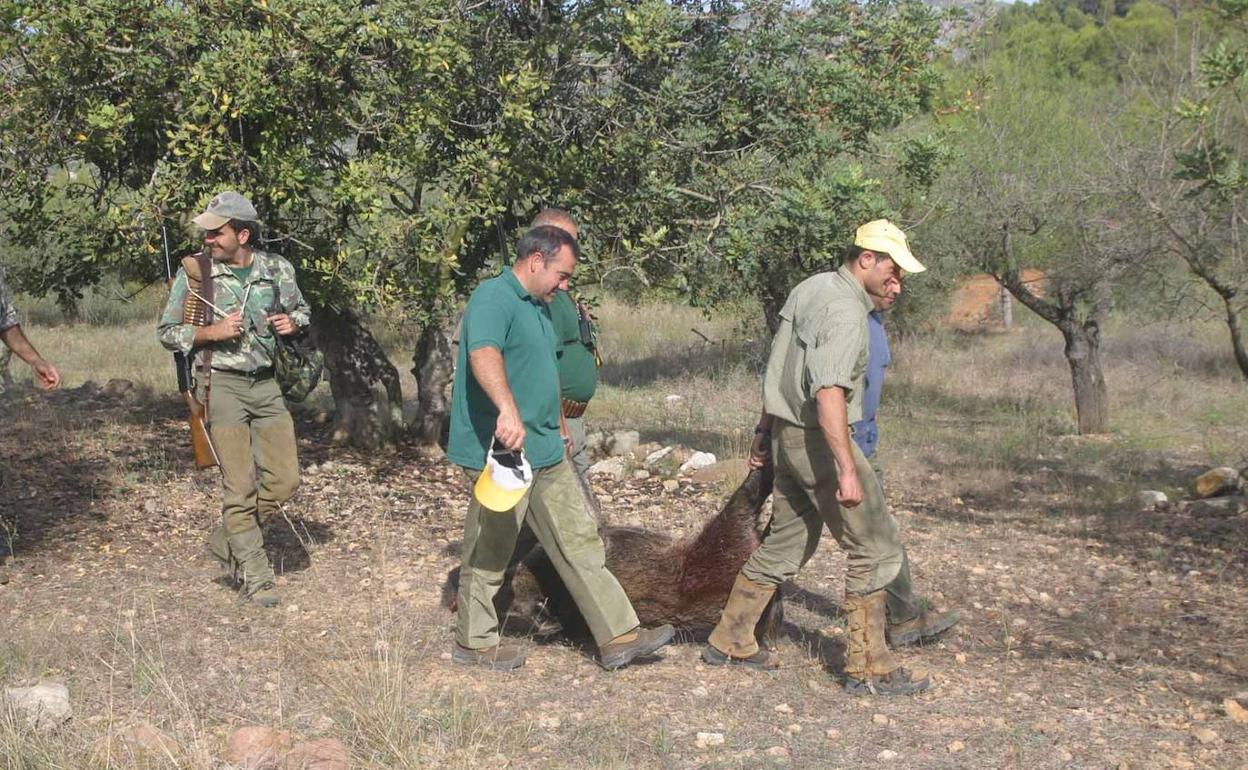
[701,219,958,695]
[447,224,674,671]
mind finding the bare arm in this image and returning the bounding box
[0,325,60,389]
[747,410,774,469]
[815,386,862,507]
[469,346,525,450]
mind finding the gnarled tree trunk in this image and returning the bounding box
[1224,295,1248,380]
[409,314,458,446]
[995,263,1112,435]
[1059,319,1108,434]
[312,303,404,448]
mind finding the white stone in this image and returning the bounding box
[4,682,71,731]
[606,430,640,457]
[680,451,717,473]
[588,457,626,481]
[632,469,651,480]
[877,749,900,760]
[644,446,675,467]
[662,479,680,493]
[694,732,725,749]
[1136,490,1168,508]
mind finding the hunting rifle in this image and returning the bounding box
[162,225,219,469]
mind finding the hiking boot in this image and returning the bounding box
[598,625,675,671]
[206,525,240,584]
[844,666,931,696]
[228,528,279,607]
[701,645,779,671]
[887,608,960,648]
[705,574,778,665]
[451,643,527,671]
[882,552,958,648]
[243,581,281,608]
[843,589,931,696]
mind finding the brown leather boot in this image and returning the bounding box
[703,574,780,670]
[452,643,526,671]
[598,625,675,670]
[887,607,960,648]
[843,590,930,696]
[883,553,959,647]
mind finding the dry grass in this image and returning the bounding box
[3,294,1247,769]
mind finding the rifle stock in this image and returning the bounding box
[164,226,219,470]
[184,390,219,469]
[174,349,219,469]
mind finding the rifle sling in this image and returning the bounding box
[195,252,215,381]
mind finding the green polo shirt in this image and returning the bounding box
[447,270,564,471]
[762,265,872,428]
[550,290,598,402]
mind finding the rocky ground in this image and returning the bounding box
[2,383,1248,769]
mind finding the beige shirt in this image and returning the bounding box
[762,265,873,427]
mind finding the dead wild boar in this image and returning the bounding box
[444,466,782,644]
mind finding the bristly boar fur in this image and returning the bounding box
[443,466,782,643]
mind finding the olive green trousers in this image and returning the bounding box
[455,458,638,649]
[207,372,300,538]
[740,419,905,596]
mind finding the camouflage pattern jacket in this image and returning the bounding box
[157,250,311,373]
[0,265,20,331]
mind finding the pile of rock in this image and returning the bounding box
[585,429,730,484]
[1183,466,1248,516]
[1138,465,1248,515]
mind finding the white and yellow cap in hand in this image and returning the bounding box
[474,445,534,512]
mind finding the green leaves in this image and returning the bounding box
[0,0,944,329]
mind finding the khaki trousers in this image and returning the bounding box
[455,458,638,649]
[741,419,905,595]
[208,372,300,536]
[564,415,591,479]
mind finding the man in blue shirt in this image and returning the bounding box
[851,310,890,478]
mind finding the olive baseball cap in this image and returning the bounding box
[192,191,259,230]
[854,219,926,274]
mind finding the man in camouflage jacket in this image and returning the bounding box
[157,191,310,607]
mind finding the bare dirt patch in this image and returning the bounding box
[2,381,1247,769]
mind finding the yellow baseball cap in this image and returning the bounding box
[854,219,926,274]
[474,447,533,512]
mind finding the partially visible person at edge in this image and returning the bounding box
[0,265,62,390]
[531,208,600,483]
[157,191,310,608]
[850,309,890,484]
[447,224,674,671]
[701,219,959,696]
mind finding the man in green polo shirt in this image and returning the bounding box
[447,224,674,671]
[701,220,959,696]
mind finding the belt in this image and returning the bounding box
[213,366,275,381]
[561,397,589,419]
